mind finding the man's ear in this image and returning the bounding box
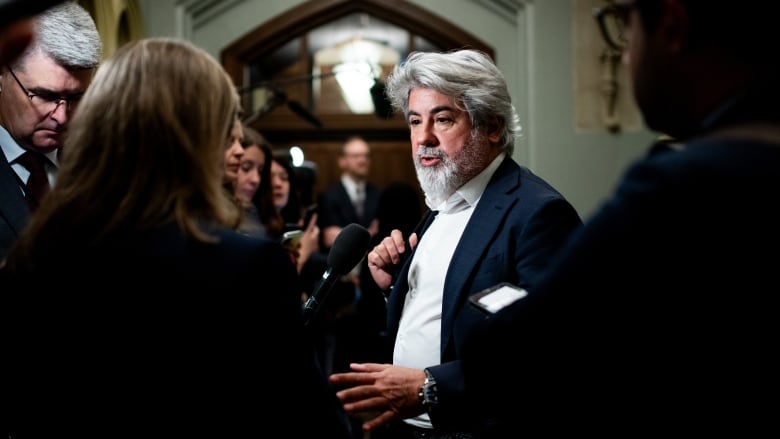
[486,116,503,144]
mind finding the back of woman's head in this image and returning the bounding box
[20,38,242,251]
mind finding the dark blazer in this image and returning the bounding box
[2,223,352,438]
[0,149,31,261]
[462,131,780,435]
[385,156,582,432]
[317,179,380,237]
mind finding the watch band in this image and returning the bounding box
[418,368,438,411]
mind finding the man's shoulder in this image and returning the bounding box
[488,159,565,199]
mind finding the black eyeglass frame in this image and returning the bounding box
[4,65,82,113]
[592,1,636,51]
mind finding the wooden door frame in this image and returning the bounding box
[220,0,494,210]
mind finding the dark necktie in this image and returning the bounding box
[17,151,51,211]
[354,185,365,218]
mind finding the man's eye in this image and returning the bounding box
[35,93,63,103]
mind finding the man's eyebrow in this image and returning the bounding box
[407,106,457,117]
[430,105,456,114]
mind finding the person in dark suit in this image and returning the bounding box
[460,1,780,436]
[328,49,583,438]
[317,135,381,251]
[314,135,382,392]
[0,1,101,261]
[1,37,351,438]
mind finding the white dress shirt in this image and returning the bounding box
[393,153,505,428]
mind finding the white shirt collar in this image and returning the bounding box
[431,152,505,213]
[340,174,365,200]
[0,125,59,166]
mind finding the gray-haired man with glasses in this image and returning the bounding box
[0,1,101,260]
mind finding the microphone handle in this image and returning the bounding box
[302,266,338,326]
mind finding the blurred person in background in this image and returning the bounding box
[271,153,323,289]
[222,117,244,189]
[317,135,380,251]
[270,152,303,226]
[235,124,284,239]
[314,136,383,389]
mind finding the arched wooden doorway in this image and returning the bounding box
[221,0,493,207]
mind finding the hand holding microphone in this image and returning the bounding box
[366,228,417,291]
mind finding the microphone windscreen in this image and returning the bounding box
[328,223,371,275]
[370,80,394,119]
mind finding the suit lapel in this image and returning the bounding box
[439,158,520,353]
[0,152,31,234]
[387,158,522,347]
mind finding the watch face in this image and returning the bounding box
[422,373,438,406]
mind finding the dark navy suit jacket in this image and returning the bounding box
[0,148,32,261]
[385,156,582,431]
[318,179,380,237]
[462,98,780,435]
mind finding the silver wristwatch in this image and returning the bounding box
[418,368,438,411]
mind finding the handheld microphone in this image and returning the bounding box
[303,223,371,326]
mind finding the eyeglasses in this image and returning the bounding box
[593,1,636,51]
[5,66,83,114]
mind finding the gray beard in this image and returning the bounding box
[415,154,459,208]
[414,132,489,208]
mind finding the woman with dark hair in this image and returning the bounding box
[270,152,305,226]
[236,124,284,238]
[270,153,323,279]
